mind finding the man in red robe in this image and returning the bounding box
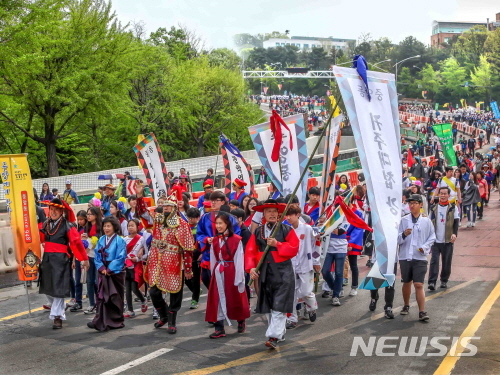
[245,199,299,349]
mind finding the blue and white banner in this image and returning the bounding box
[333,65,402,289]
[249,114,308,205]
[219,134,255,197]
[491,101,500,119]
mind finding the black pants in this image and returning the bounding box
[149,283,184,313]
[478,198,486,217]
[185,251,201,302]
[348,255,359,287]
[429,242,454,283]
[125,268,144,312]
[201,268,211,289]
[369,263,397,309]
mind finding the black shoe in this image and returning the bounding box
[440,282,447,289]
[167,324,177,334]
[154,319,167,329]
[321,291,331,298]
[237,321,246,333]
[384,307,395,319]
[369,299,377,311]
[419,311,429,321]
[209,330,226,339]
[285,321,297,329]
[87,321,96,330]
[400,305,410,315]
[428,282,436,291]
[69,303,82,312]
[308,310,317,323]
[366,260,373,268]
[53,317,63,329]
[265,337,279,349]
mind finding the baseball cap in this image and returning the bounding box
[65,180,71,184]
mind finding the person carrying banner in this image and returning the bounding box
[229,178,248,206]
[38,198,89,329]
[245,199,299,349]
[146,188,195,334]
[284,204,320,329]
[397,194,436,321]
[428,187,460,290]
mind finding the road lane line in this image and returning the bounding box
[100,348,173,375]
[0,299,71,322]
[174,278,479,375]
[433,280,500,375]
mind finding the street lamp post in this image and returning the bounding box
[372,59,391,68]
[393,54,421,89]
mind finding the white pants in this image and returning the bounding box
[265,310,286,339]
[289,271,318,323]
[46,296,66,320]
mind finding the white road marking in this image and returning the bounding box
[100,348,173,375]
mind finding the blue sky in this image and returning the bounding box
[112,0,499,49]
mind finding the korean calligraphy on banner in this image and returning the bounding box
[249,114,309,205]
[219,134,256,197]
[491,101,500,119]
[0,154,42,281]
[133,133,169,202]
[333,66,402,290]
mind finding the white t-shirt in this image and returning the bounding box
[435,205,460,243]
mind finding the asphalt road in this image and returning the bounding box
[1,195,499,375]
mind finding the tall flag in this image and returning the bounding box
[249,112,309,205]
[443,103,449,108]
[329,95,342,117]
[460,99,467,108]
[432,123,457,167]
[133,133,169,202]
[476,101,484,110]
[0,154,42,282]
[219,134,256,197]
[491,101,500,119]
[320,114,343,216]
[333,63,402,290]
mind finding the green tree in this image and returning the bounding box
[452,26,488,67]
[416,64,441,99]
[208,48,241,70]
[233,33,262,49]
[470,55,493,101]
[0,0,134,176]
[439,57,467,102]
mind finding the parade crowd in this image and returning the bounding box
[34,109,500,350]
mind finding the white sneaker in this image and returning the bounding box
[466,222,472,228]
[472,222,476,227]
[349,288,358,296]
[339,290,345,298]
[332,297,341,306]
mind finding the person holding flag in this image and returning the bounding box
[245,199,299,349]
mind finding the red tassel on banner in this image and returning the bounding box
[270,110,293,162]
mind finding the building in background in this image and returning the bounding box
[263,36,355,51]
[431,12,499,48]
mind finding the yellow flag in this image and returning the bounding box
[443,103,449,108]
[0,154,42,281]
[137,134,145,169]
[329,95,341,117]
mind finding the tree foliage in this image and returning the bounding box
[0,0,262,178]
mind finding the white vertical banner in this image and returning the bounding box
[333,66,401,289]
[133,133,169,202]
[249,114,308,206]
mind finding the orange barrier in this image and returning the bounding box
[192,191,204,199]
[307,178,318,190]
